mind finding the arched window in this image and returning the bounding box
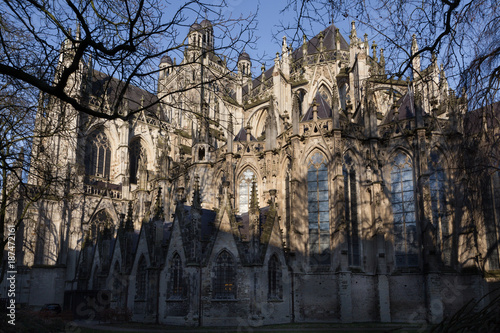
[85,130,111,179]
[391,153,418,267]
[343,153,360,267]
[129,139,147,184]
[318,85,332,107]
[88,210,114,243]
[136,256,147,300]
[307,152,330,265]
[213,251,236,300]
[339,84,348,111]
[239,169,256,214]
[429,150,450,265]
[268,255,282,300]
[484,169,500,270]
[169,253,184,299]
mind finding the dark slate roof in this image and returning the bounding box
[162,222,173,246]
[292,24,349,60]
[200,19,212,28]
[464,101,500,134]
[234,127,257,141]
[301,93,332,121]
[160,54,173,64]
[381,92,415,125]
[239,51,251,62]
[190,22,202,32]
[242,24,349,98]
[246,66,274,94]
[235,207,270,240]
[90,70,158,113]
[182,206,217,239]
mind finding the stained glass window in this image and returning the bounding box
[239,169,256,214]
[85,130,111,179]
[170,253,184,298]
[268,255,282,300]
[485,170,500,270]
[307,152,330,265]
[129,139,147,184]
[214,251,236,299]
[391,153,418,267]
[343,153,360,267]
[429,151,450,265]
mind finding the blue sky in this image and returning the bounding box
[229,0,353,69]
[201,0,354,74]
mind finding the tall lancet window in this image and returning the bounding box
[85,130,111,179]
[213,250,236,299]
[268,255,282,300]
[129,139,147,184]
[429,150,450,265]
[239,169,256,214]
[391,152,418,267]
[343,153,360,267]
[169,253,184,299]
[307,152,330,265]
[484,169,500,270]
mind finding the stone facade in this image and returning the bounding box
[2,20,500,326]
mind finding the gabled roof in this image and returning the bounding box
[292,24,349,60]
[243,24,349,98]
[381,91,415,125]
[235,207,270,240]
[89,70,158,113]
[181,205,217,240]
[464,101,500,134]
[301,93,333,121]
[234,126,257,141]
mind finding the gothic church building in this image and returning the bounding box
[3,19,500,326]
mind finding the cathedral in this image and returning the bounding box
[2,19,500,326]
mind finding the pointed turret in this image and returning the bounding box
[188,175,202,263]
[380,48,385,74]
[265,96,278,150]
[411,34,421,77]
[281,36,290,78]
[349,21,358,44]
[249,177,260,258]
[153,187,164,221]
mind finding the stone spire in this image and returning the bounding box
[249,176,260,257]
[349,21,358,43]
[192,175,202,210]
[411,34,421,76]
[380,48,385,73]
[249,177,259,213]
[372,41,378,62]
[125,200,134,232]
[153,187,164,220]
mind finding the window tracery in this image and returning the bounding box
[239,169,256,214]
[85,130,111,179]
[307,152,330,265]
[343,153,360,267]
[129,139,147,184]
[213,251,236,299]
[391,153,418,267]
